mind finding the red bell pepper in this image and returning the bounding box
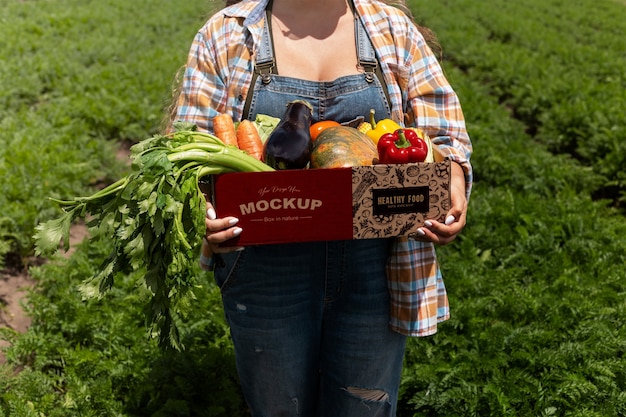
[377,129,428,164]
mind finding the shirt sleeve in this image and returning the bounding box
[403,23,474,199]
[174,20,229,133]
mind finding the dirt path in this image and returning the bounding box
[0,258,36,366]
[0,223,90,366]
[0,271,34,364]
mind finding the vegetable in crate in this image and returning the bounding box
[252,113,281,143]
[309,120,340,141]
[236,119,264,161]
[33,123,273,350]
[377,128,428,164]
[213,113,239,147]
[408,127,437,163]
[310,126,378,168]
[264,100,314,170]
[357,109,402,144]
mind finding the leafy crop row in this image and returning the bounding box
[410,0,626,206]
[2,240,245,416]
[0,0,209,266]
[401,0,626,414]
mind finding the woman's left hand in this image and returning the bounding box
[415,161,468,245]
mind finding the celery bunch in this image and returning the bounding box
[34,123,273,349]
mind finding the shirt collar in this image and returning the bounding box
[222,0,271,26]
[228,0,368,26]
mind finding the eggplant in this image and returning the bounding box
[264,100,313,170]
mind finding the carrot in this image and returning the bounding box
[237,119,264,161]
[213,114,238,147]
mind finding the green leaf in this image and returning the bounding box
[33,209,77,255]
[138,191,158,216]
[126,230,145,270]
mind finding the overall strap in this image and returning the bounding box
[355,18,377,83]
[242,0,276,119]
[350,0,391,107]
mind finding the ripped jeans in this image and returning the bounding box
[214,239,407,417]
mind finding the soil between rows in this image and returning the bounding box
[0,223,89,366]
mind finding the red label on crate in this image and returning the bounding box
[212,168,354,246]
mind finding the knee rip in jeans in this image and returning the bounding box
[344,386,390,403]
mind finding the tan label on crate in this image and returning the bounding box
[351,160,451,239]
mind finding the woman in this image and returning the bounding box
[171,0,472,415]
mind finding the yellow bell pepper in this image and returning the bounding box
[364,109,402,145]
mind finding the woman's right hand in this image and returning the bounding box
[204,201,244,253]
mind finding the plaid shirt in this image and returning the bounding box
[177,0,473,337]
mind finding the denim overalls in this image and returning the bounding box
[214,8,407,417]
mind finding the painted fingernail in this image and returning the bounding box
[207,208,216,220]
[416,228,426,236]
[445,215,456,225]
[228,218,239,226]
[232,227,243,236]
[424,220,433,228]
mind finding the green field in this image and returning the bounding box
[1,0,625,415]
